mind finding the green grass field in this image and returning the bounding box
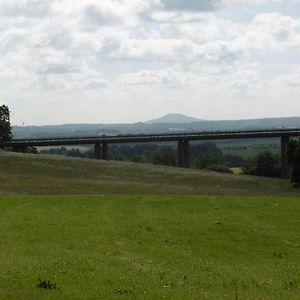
[0,151,300,299]
[0,195,300,299]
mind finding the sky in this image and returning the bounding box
[1,0,300,125]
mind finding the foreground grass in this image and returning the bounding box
[0,195,299,299]
[0,151,298,195]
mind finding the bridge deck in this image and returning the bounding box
[2,129,300,147]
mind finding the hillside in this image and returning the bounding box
[0,150,298,195]
[146,113,203,124]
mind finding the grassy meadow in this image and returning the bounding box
[0,150,298,195]
[0,195,300,299]
[0,150,300,299]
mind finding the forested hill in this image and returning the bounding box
[12,116,300,139]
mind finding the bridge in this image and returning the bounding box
[2,128,300,179]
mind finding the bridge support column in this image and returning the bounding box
[178,140,190,168]
[281,136,290,179]
[102,143,108,160]
[95,143,101,160]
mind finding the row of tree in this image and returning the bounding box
[40,143,242,173]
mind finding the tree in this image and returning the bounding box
[223,154,244,168]
[242,151,280,178]
[190,142,223,161]
[0,105,12,142]
[153,146,176,166]
[192,153,221,169]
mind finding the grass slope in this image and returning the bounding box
[0,151,298,195]
[0,195,300,299]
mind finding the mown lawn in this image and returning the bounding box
[0,195,299,299]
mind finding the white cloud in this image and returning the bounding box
[119,67,188,86]
[0,0,300,124]
[0,0,52,18]
[220,0,300,7]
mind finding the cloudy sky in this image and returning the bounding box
[1,0,300,125]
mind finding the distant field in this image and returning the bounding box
[0,195,299,299]
[215,138,280,158]
[0,150,298,195]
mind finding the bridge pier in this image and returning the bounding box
[281,136,290,179]
[95,143,108,160]
[178,140,190,168]
[95,143,101,160]
[102,143,108,160]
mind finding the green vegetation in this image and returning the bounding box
[242,151,281,178]
[0,195,299,299]
[1,150,300,299]
[231,167,243,174]
[37,142,245,174]
[206,164,233,174]
[0,150,298,195]
[217,138,280,158]
[0,104,11,142]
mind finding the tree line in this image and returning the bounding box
[40,143,244,174]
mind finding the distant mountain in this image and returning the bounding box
[146,113,203,124]
[12,116,300,139]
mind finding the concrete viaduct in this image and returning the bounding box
[2,128,300,179]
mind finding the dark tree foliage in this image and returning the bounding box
[223,154,244,168]
[0,105,12,142]
[40,147,84,158]
[189,142,223,161]
[12,146,38,154]
[242,151,280,178]
[287,139,300,187]
[192,153,221,169]
[190,143,243,172]
[153,146,177,166]
[131,155,149,164]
